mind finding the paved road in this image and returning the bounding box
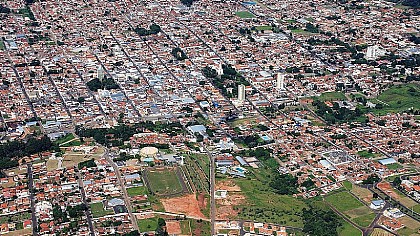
[74,168,95,236]
[27,164,38,236]
[102,148,140,233]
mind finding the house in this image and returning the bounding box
[370,199,385,210]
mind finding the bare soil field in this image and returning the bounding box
[161,194,205,219]
[166,221,182,234]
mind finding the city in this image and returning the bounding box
[0,0,419,235]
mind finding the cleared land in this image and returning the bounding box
[166,221,182,234]
[145,168,184,195]
[235,11,255,18]
[161,194,205,219]
[90,202,113,218]
[370,228,394,236]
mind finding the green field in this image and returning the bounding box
[137,218,158,232]
[90,202,113,218]
[190,219,210,236]
[255,25,273,31]
[371,83,420,115]
[385,162,403,170]
[342,180,353,191]
[326,191,375,228]
[235,11,255,18]
[353,213,376,227]
[127,186,148,197]
[146,168,184,195]
[54,133,76,145]
[357,150,376,158]
[338,221,362,236]
[188,153,210,178]
[326,191,364,212]
[61,140,83,147]
[235,178,307,227]
[0,41,4,51]
[317,92,347,101]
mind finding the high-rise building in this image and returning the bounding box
[238,84,246,101]
[97,65,104,82]
[276,73,285,90]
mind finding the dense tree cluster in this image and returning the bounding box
[302,207,342,236]
[76,122,184,147]
[0,136,53,171]
[270,174,298,195]
[201,66,217,79]
[86,77,119,91]
[78,159,97,169]
[312,99,364,124]
[362,174,380,184]
[134,23,161,36]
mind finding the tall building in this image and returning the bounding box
[276,73,285,90]
[97,65,104,82]
[238,84,246,101]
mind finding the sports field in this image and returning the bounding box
[146,168,184,195]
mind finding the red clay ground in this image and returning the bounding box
[161,194,206,219]
[166,221,182,234]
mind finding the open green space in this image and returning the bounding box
[61,140,83,147]
[137,218,158,232]
[338,221,362,236]
[188,153,210,178]
[190,219,210,236]
[180,220,191,234]
[54,133,76,145]
[326,191,375,228]
[342,180,353,190]
[146,168,184,195]
[127,186,148,197]
[255,25,273,31]
[0,212,31,224]
[353,213,376,227]
[235,11,255,18]
[326,191,364,212]
[317,91,347,101]
[234,177,306,227]
[0,41,4,51]
[370,83,420,115]
[357,150,377,158]
[90,202,113,218]
[385,162,403,170]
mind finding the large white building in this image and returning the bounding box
[276,73,285,90]
[238,84,246,101]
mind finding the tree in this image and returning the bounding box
[181,0,195,7]
[270,174,298,194]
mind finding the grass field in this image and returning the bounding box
[90,202,113,218]
[54,133,75,145]
[255,25,272,31]
[180,220,191,234]
[127,186,148,197]
[127,186,147,197]
[326,191,375,227]
[338,221,361,236]
[137,218,158,232]
[46,159,58,171]
[235,178,306,227]
[371,83,420,115]
[353,213,375,227]
[188,153,210,178]
[343,181,352,190]
[317,91,347,101]
[385,163,403,170]
[357,150,376,158]
[326,191,364,212]
[397,216,420,236]
[61,140,83,147]
[235,11,255,18]
[190,219,210,236]
[147,168,184,195]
